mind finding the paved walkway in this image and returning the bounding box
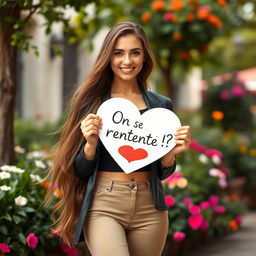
[185,211,256,256]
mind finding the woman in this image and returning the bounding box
[46,21,191,256]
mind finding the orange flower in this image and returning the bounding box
[41,181,50,189]
[250,148,256,157]
[171,14,179,23]
[238,145,247,154]
[229,220,238,231]
[172,33,182,41]
[186,13,194,22]
[197,10,209,20]
[54,189,63,197]
[217,0,227,7]
[229,194,240,201]
[151,0,165,11]
[141,12,152,23]
[211,111,224,120]
[167,0,183,11]
[207,14,223,28]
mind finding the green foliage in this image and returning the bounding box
[1,0,99,53]
[14,114,66,152]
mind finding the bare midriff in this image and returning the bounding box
[97,171,151,182]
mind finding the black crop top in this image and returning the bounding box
[98,108,151,172]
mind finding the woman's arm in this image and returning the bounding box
[73,113,102,180]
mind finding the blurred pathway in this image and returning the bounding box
[185,211,256,256]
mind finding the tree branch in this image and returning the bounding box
[22,4,41,24]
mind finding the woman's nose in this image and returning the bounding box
[123,54,132,65]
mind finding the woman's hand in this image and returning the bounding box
[171,125,191,156]
[80,114,102,159]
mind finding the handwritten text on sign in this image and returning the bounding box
[96,98,181,173]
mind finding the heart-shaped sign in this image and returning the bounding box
[96,98,181,173]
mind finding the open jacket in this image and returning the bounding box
[73,88,176,245]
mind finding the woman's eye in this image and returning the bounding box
[113,51,122,56]
[131,51,140,56]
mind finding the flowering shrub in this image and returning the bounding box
[136,0,229,64]
[202,77,253,132]
[163,140,247,242]
[0,146,78,256]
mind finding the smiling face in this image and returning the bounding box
[110,33,145,85]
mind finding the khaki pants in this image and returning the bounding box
[83,176,168,256]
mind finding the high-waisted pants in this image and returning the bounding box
[83,176,169,256]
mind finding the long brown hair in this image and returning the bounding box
[44,21,155,247]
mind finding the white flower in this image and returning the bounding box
[30,174,43,182]
[14,145,26,154]
[0,171,11,179]
[14,195,28,206]
[198,154,209,164]
[0,185,11,191]
[26,151,44,159]
[212,155,221,165]
[0,165,25,174]
[35,160,46,169]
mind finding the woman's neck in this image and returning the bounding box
[111,78,140,96]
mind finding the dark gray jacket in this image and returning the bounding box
[73,89,176,244]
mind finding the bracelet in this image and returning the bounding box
[161,156,175,168]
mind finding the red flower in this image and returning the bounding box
[188,214,204,230]
[200,201,211,209]
[215,205,226,213]
[165,195,176,207]
[209,195,220,207]
[26,233,39,249]
[189,204,201,215]
[173,232,186,242]
[200,220,210,231]
[0,243,10,254]
[60,243,78,256]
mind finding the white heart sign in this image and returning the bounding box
[96,98,181,174]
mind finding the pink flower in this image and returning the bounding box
[189,140,207,153]
[0,243,10,253]
[200,220,210,231]
[231,85,245,98]
[200,201,211,210]
[235,216,243,225]
[183,197,193,207]
[165,172,183,184]
[173,232,186,242]
[26,233,39,249]
[163,12,174,21]
[198,6,211,12]
[209,195,220,207]
[188,215,204,230]
[165,195,175,207]
[189,205,201,215]
[220,90,230,100]
[205,149,222,158]
[60,243,78,256]
[215,205,226,213]
[218,177,228,188]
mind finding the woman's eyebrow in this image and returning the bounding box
[113,48,142,51]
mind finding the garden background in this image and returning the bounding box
[0,0,256,255]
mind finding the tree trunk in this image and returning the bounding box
[0,6,20,165]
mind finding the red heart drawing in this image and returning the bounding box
[118,145,148,163]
